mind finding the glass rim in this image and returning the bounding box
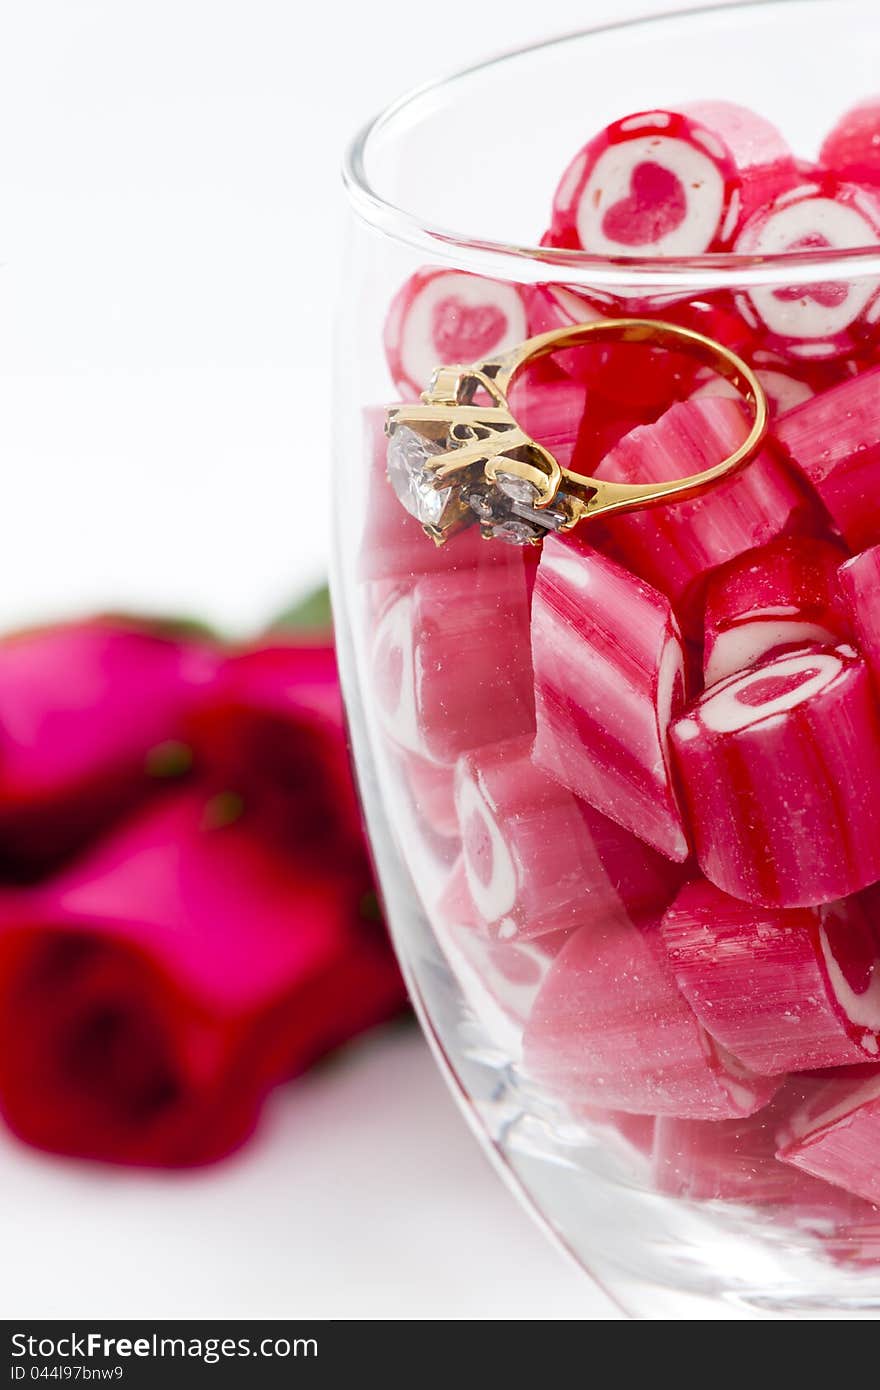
[341,0,880,290]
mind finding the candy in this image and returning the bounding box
[454,736,682,940]
[660,878,880,1073]
[672,643,880,907]
[773,366,880,550]
[592,397,808,622]
[570,399,651,478]
[523,283,601,339]
[702,536,849,685]
[371,559,535,766]
[691,360,816,416]
[839,544,880,686]
[430,860,570,1062]
[684,99,798,227]
[384,268,527,399]
[652,1081,838,1204]
[530,534,689,862]
[522,914,779,1118]
[734,179,880,360]
[752,365,816,414]
[551,104,794,259]
[777,1073,880,1206]
[578,1108,657,1158]
[402,752,459,838]
[820,98,880,186]
[524,282,698,410]
[512,374,588,471]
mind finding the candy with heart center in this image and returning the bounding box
[550,102,796,276]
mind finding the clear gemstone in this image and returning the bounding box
[386,426,452,528]
[465,469,570,544]
[492,517,546,545]
[496,471,539,505]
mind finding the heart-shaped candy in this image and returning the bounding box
[601,161,688,247]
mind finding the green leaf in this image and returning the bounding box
[268,584,333,635]
[144,739,194,779]
[201,791,246,830]
[97,610,223,643]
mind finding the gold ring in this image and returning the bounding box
[384,317,769,546]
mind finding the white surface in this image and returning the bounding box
[0,1027,617,1320]
[0,0,720,1321]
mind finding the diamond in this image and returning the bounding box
[386,426,452,529]
[465,469,570,544]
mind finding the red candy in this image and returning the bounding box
[778,1074,880,1206]
[430,860,571,1061]
[523,914,780,1118]
[454,736,682,940]
[551,104,794,261]
[661,878,880,1073]
[371,558,535,766]
[512,374,588,471]
[839,544,880,685]
[524,282,700,410]
[775,365,880,550]
[671,644,880,907]
[702,536,850,684]
[384,268,527,398]
[691,358,817,417]
[734,179,880,360]
[593,397,808,624]
[652,1080,860,1206]
[820,98,880,187]
[531,535,689,862]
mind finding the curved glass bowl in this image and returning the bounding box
[333,0,880,1319]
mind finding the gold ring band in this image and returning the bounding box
[385,316,770,546]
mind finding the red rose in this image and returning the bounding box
[0,618,218,876]
[0,789,404,1166]
[187,638,364,854]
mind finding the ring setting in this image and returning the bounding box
[385,317,770,547]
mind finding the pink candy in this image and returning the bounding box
[839,544,880,686]
[593,397,808,623]
[734,179,880,360]
[551,103,794,261]
[671,644,880,907]
[530,534,689,862]
[523,914,779,1118]
[702,536,850,685]
[454,736,682,940]
[778,1073,880,1206]
[661,878,880,1073]
[400,751,459,839]
[775,366,880,550]
[371,557,535,766]
[511,374,588,472]
[652,1081,836,1205]
[821,98,880,187]
[384,268,527,398]
[430,859,571,1061]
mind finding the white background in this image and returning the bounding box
[0,0,734,1321]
